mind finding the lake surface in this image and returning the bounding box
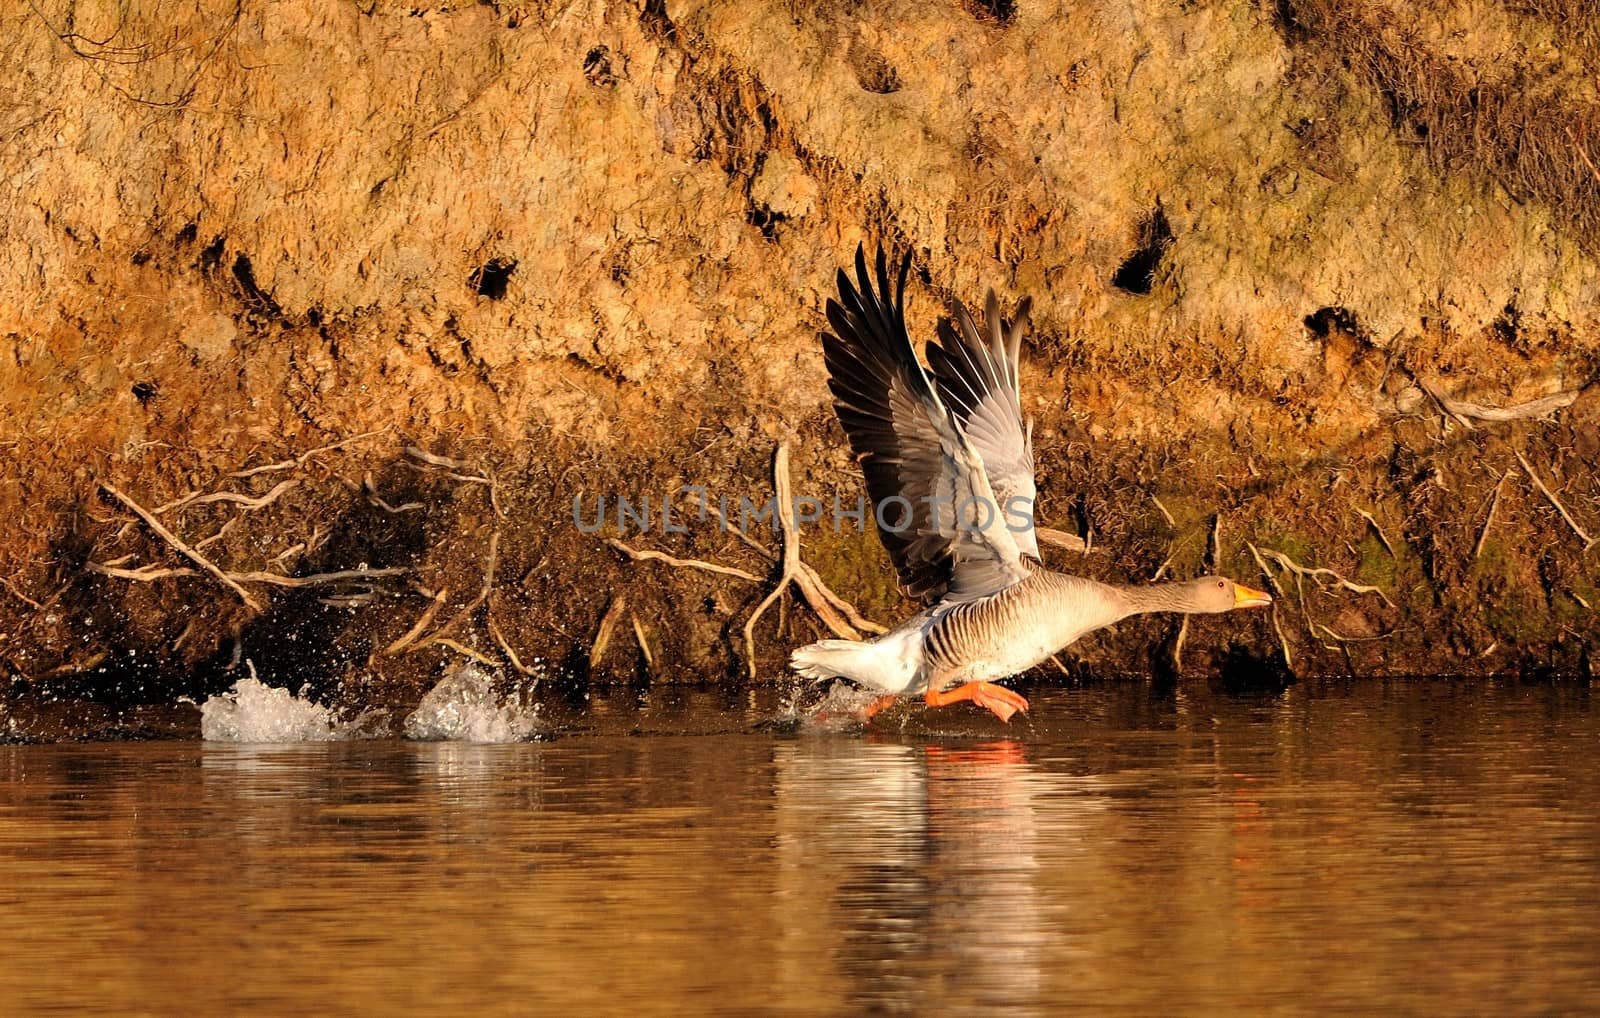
[1,680,1597,1015]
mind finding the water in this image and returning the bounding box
[1,680,1597,1015]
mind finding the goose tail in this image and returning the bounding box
[789,629,922,693]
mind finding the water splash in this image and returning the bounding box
[770,680,888,731]
[403,664,540,743]
[199,677,342,742]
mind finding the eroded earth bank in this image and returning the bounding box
[3,0,1598,729]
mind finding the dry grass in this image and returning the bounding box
[1284,0,1600,246]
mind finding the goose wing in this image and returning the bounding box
[925,290,1040,562]
[821,246,1029,603]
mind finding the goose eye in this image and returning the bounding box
[1216,580,1227,589]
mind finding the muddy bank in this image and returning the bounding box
[2,0,1597,719]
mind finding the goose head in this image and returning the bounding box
[1179,576,1273,613]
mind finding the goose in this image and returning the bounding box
[790,246,1272,722]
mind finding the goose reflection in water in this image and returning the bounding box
[775,738,1081,1014]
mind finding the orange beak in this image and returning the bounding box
[1233,582,1273,608]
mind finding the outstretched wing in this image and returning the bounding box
[925,290,1040,561]
[821,245,1029,603]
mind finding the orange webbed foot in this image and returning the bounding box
[862,694,900,721]
[924,682,1029,723]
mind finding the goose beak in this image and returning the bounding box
[1233,582,1273,608]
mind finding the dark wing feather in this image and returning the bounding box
[926,290,1040,561]
[821,246,1027,603]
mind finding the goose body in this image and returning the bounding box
[791,247,1271,720]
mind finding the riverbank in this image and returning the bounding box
[3,1,1596,715]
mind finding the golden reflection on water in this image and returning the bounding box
[0,682,1598,1015]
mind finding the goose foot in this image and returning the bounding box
[862,694,900,721]
[924,682,1029,723]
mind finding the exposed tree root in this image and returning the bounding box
[741,443,883,678]
[590,594,627,671]
[404,446,505,517]
[0,578,42,610]
[1514,449,1597,551]
[601,442,885,678]
[154,478,298,515]
[1249,541,1400,658]
[1417,377,1582,429]
[1251,544,1395,608]
[1475,468,1514,560]
[424,531,500,642]
[384,586,448,655]
[228,428,390,478]
[1170,614,1189,674]
[1036,526,1089,553]
[1150,494,1177,528]
[487,613,539,677]
[100,483,263,610]
[88,561,408,589]
[1246,543,1296,671]
[363,472,424,514]
[1355,507,1396,558]
[604,538,763,582]
[631,614,655,674]
[703,500,777,560]
[430,637,499,668]
[799,561,888,635]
